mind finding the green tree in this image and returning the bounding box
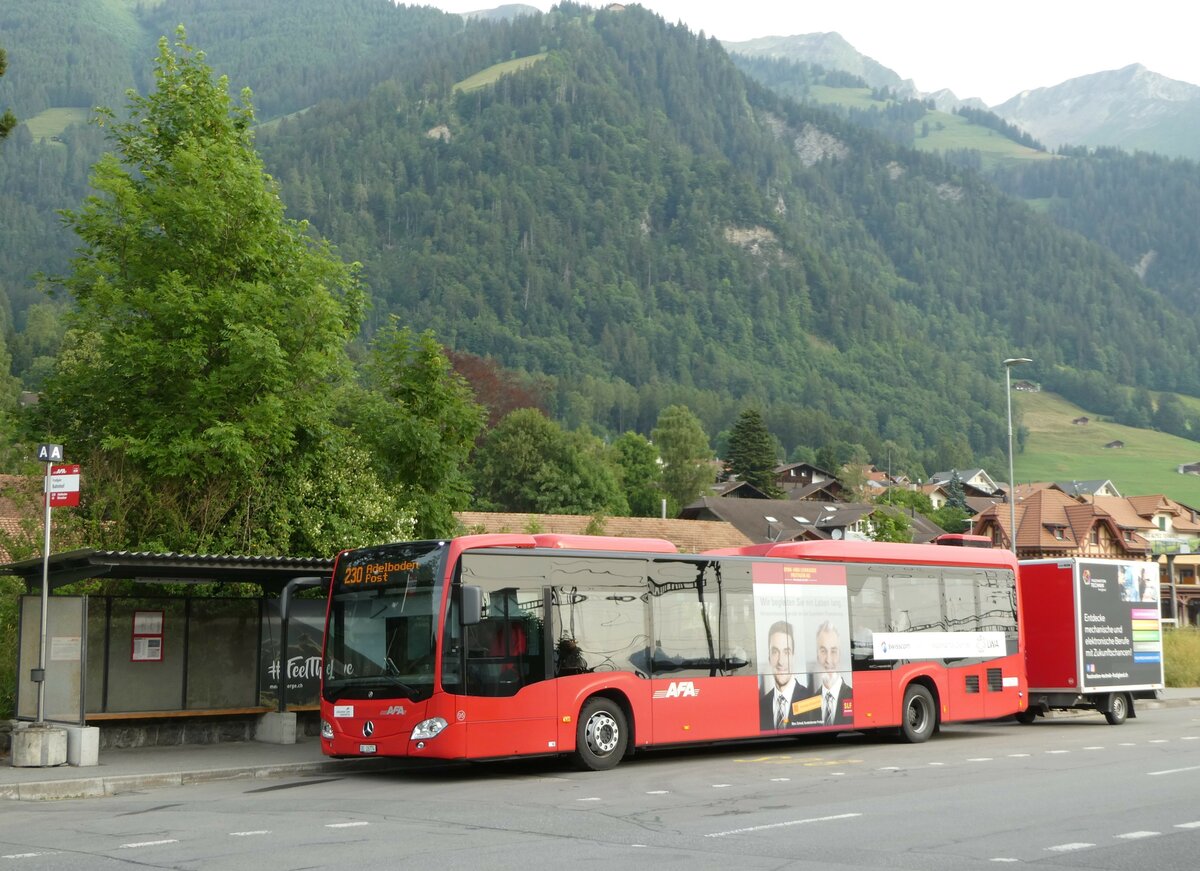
[354,322,486,538]
[611,430,663,517]
[40,30,365,554]
[944,472,970,514]
[869,506,913,542]
[725,408,782,496]
[652,405,714,515]
[472,408,627,516]
[0,46,16,141]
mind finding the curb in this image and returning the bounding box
[1,757,401,802]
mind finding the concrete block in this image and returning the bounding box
[9,724,67,768]
[65,725,100,767]
[255,711,297,745]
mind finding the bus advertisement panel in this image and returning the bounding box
[320,535,1025,770]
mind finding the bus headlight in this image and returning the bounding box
[321,719,334,739]
[411,717,448,740]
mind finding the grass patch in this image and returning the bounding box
[912,109,1051,169]
[806,85,882,111]
[22,108,92,142]
[1014,390,1200,506]
[454,53,548,93]
[1164,626,1200,687]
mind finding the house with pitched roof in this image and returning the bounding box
[680,497,945,544]
[971,487,1150,559]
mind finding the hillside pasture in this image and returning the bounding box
[1015,390,1200,505]
[454,53,548,93]
[913,109,1051,168]
[21,107,92,142]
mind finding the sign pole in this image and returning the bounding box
[37,457,52,724]
[34,443,65,725]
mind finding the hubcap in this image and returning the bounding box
[586,711,619,755]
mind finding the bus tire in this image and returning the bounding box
[1105,693,1129,726]
[574,697,628,771]
[1015,708,1038,725]
[900,684,936,743]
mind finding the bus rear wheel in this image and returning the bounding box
[574,697,628,771]
[900,684,936,743]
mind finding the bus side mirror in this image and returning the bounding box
[461,585,483,626]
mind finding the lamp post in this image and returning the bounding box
[1004,358,1032,553]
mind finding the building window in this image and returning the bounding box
[1158,516,1167,531]
[1090,528,1099,545]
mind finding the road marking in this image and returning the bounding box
[230,831,271,837]
[769,777,790,782]
[325,822,369,828]
[989,858,1018,863]
[706,812,862,838]
[928,762,945,766]
[1084,746,1104,750]
[120,840,178,849]
[1045,842,1093,852]
[576,797,602,802]
[878,766,901,771]
[1149,739,1169,744]
[1008,753,1030,758]
[1181,736,1200,741]
[967,757,993,762]
[1045,750,1070,754]
[646,790,669,794]
[1118,742,1136,746]
[712,783,731,788]
[2,854,58,860]
[1148,764,1200,776]
[1174,821,1200,829]
[1115,831,1159,840]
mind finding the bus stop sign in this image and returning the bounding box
[48,464,81,508]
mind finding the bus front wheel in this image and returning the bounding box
[900,684,936,743]
[574,697,628,771]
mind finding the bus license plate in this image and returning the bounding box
[359,743,377,754]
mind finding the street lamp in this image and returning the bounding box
[1004,357,1033,553]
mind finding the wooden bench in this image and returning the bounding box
[85,705,316,721]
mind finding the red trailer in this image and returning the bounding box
[1018,558,1164,725]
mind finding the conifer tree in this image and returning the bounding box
[0,46,16,140]
[725,408,782,496]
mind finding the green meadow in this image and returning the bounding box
[1014,390,1200,506]
[454,53,548,93]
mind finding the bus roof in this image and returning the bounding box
[703,539,1018,569]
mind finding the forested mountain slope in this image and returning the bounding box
[2,1,1199,482]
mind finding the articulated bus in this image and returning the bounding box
[320,533,1026,770]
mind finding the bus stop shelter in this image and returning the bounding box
[2,549,334,754]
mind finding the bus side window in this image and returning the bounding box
[847,568,889,670]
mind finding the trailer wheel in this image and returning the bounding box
[1015,708,1038,725]
[1104,693,1129,726]
[899,684,936,743]
[573,697,628,771]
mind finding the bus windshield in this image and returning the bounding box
[322,542,447,703]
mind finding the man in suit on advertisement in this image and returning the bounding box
[759,620,820,730]
[813,620,853,726]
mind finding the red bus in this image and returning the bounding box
[319,533,1026,770]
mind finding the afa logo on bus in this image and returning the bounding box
[653,681,700,699]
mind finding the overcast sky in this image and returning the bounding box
[422,1,1200,106]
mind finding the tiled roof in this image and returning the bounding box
[454,512,754,553]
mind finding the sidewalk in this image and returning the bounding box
[4,689,1200,801]
[0,734,395,802]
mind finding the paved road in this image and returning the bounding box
[3,707,1200,869]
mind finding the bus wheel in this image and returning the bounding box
[1105,693,1129,726]
[1015,708,1038,725]
[574,697,628,771]
[900,684,936,743]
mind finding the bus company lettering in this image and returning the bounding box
[343,560,419,585]
[381,705,406,716]
[653,681,700,699]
